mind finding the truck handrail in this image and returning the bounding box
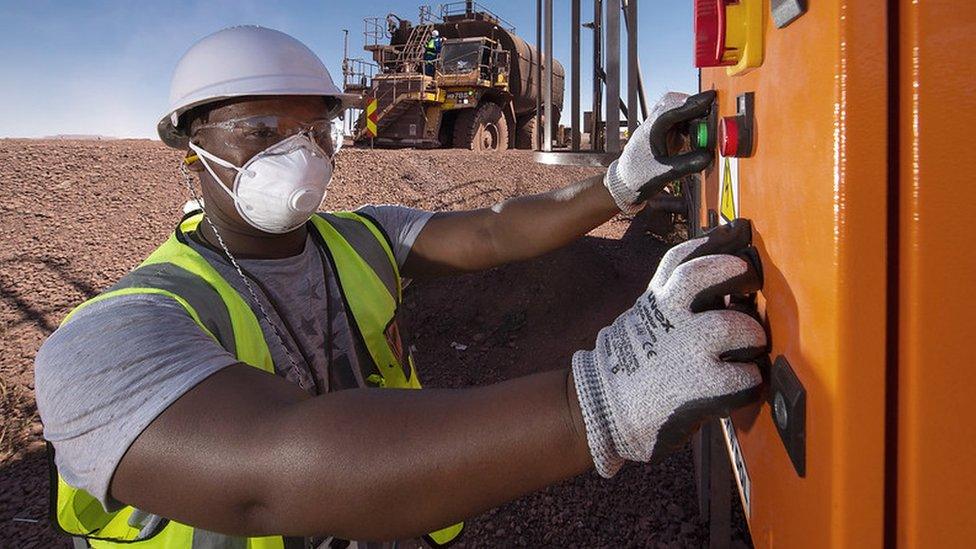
[363,16,390,48]
[440,1,516,32]
[418,4,435,25]
[342,58,379,91]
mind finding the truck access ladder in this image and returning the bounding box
[397,23,434,71]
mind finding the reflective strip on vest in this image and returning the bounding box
[424,521,465,548]
[52,212,462,547]
[321,212,399,299]
[108,262,237,352]
[310,213,418,388]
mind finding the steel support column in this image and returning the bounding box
[571,0,581,150]
[592,0,603,151]
[626,0,639,133]
[543,0,554,151]
[605,0,621,152]
[535,0,542,150]
[620,1,649,120]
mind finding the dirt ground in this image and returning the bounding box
[0,139,749,547]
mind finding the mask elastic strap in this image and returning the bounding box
[187,141,244,171]
[186,141,252,208]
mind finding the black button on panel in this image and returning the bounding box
[770,355,806,477]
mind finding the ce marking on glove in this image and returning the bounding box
[641,341,658,359]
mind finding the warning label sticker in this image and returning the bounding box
[721,416,751,520]
[719,155,739,224]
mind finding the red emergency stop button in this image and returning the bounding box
[694,0,764,75]
[719,116,740,157]
[694,0,730,67]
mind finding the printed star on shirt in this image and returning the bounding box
[299,314,320,338]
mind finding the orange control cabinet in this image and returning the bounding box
[697,0,976,546]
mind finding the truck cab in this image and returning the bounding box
[436,37,509,89]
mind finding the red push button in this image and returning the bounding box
[719,116,740,157]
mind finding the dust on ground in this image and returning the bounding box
[0,139,747,547]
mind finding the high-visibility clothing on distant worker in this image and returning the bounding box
[423,33,443,77]
[49,212,463,548]
[425,36,443,56]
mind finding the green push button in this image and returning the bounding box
[695,121,710,149]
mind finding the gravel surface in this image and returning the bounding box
[0,139,750,547]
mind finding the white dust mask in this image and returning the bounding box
[188,133,333,234]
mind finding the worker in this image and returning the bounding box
[423,29,443,76]
[34,26,766,548]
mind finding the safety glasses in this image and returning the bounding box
[192,115,336,155]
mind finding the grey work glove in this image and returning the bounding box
[573,220,766,477]
[604,90,716,213]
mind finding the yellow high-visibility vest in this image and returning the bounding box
[50,212,463,548]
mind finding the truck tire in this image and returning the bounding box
[516,109,561,150]
[453,103,509,151]
[515,115,537,150]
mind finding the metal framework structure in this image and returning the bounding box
[535,0,648,166]
[440,1,515,31]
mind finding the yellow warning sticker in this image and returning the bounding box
[719,156,738,223]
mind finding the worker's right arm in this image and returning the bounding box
[110,363,591,541]
[34,293,592,541]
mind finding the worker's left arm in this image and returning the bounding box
[403,91,716,278]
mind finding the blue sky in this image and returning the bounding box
[0,0,696,138]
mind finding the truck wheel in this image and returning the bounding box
[454,103,509,151]
[516,109,561,150]
[515,115,537,150]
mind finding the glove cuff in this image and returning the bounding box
[572,350,625,478]
[604,160,646,214]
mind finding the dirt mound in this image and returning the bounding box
[0,139,747,547]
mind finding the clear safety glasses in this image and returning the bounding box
[192,115,336,156]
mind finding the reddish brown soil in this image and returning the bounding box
[0,139,748,547]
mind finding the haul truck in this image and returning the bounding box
[688,0,976,546]
[344,2,564,150]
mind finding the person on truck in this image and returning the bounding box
[423,29,443,76]
[35,26,766,548]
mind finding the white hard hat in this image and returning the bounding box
[157,25,359,149]
[431,29,440,37]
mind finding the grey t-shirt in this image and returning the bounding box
[34,205,432,513]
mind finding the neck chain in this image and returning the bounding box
[179,163,308,387]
